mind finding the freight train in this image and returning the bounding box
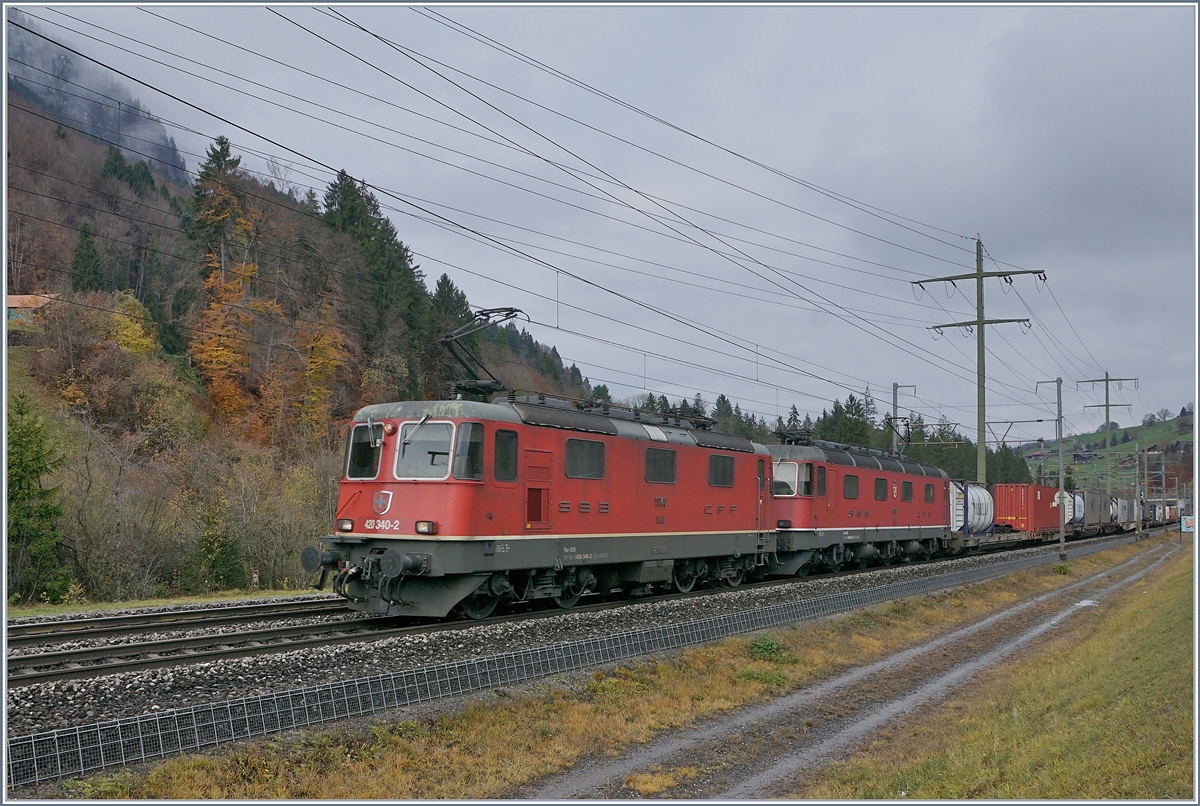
[302,392,1159,619]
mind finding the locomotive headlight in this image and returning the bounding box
[336,518,354,532]
[382,422,396,435]
[415,520,437,535]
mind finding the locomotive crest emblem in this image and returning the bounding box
[372,491,393,515]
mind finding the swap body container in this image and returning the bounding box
[993,483,1061,534]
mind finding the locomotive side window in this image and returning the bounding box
[874,477,887,501]
[844,474,859,500]
[395,421,453,479]
[346,423,384,480]
[452,422,484,480]
[799,463,813,496]
[645,447,676,484]
[816,465,826,496]
[494,430,518,482]
[924,483,935,503]
[772,461,798,496]
[902,481,913,502]
[709,454,734,487]
[566,438,605,479]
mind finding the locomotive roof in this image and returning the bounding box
[767,443,947,477]
[353,398,768,454]
[354,400,524,423]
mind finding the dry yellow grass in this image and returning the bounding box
[62,537,1179,799]
[624,764,699,795]
[796,539,1194,799]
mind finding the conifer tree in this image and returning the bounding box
[70,222,103,292]
[6,393,70,603]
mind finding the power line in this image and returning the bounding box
[9,16,1077,428]
[416,7,979,252]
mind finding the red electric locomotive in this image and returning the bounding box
[303,394,775,618]
[768,438,952,574]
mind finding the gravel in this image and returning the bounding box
[5,612,370,658]
[4,537,1127,738]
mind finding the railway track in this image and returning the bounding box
[6,531,1159,688]
[5,572,838,686]
[5,598,349,648]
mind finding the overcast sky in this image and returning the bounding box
[7,3,1196,446]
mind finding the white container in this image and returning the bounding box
[1071,492,1085,525]
[1054,490,1075,523]
[951,481,994,533]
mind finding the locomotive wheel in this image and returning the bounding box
[455,590,500,620]
[794,563,811,578]
[673,563,698,593]
[723,567,746,588]
[854,558,870,570]
[553,576,587,610]
[825,562,842,573]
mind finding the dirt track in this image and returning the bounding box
[521,544,1176,799]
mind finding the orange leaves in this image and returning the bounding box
[191,257,346,449]
[192,266,256,420]
[297,301,346,436]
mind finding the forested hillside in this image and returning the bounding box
[5,87,589,605]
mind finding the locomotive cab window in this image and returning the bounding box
[645,447,676,484]
[772,461,798,496]
[452,422,484,480]
[346,423,385,479]
[709,454,734,487]
[566,438,605,479]
[874,477,887,501]
[494,429,518,482]
[902,481,913,502]
[395,420,453,479]
[924,483,935,503]
[844,474,859,500]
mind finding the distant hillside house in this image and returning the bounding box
[6,294,59,323]
[1071,451,1098,463]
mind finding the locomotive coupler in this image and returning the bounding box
[379,574,415,608]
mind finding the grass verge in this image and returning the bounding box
[56,536,1185,799]
[796,541,1194,799]
[5,587,320,620]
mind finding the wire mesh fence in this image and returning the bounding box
[6,535,1134,788]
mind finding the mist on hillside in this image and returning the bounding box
[7,9,189,185]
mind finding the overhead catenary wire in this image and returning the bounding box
[415,7,980,252]
[39,8,968,290]
[8,104,890,406]
[9,18,982,397]
[9,14,1099,434]
[11,14,1012,386]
